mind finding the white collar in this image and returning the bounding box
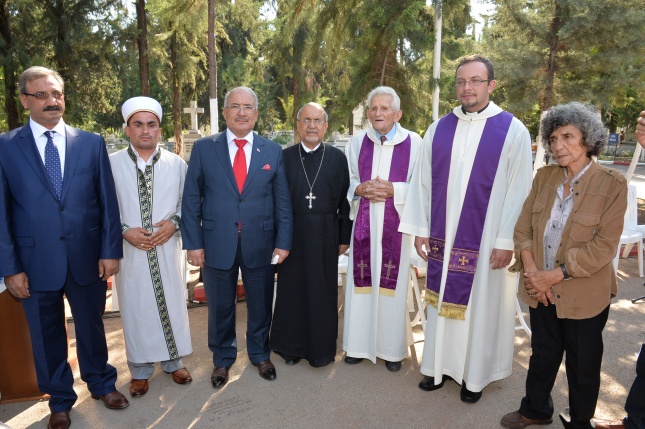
[226,129,254,145]
[29,118,66,138]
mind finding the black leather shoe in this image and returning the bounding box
[275,350,300,365]
[385,360,402,372]
[256,360,277,380]
[460,384,482,403]
[344,356,364,364]
[309,359,331,368]
[419,374,451,391]
[211,367,230,388]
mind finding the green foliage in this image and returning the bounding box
[481,0,645,126]
[3,0,642,142]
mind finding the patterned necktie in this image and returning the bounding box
[44,130,63,199]
[380,135,387,143]
[233,139,247,193]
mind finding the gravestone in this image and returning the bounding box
[183,101,204,161]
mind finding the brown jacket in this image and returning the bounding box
[510,161,627,319]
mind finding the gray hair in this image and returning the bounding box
[366,86,401,112]
[19,66,65,94]
[541,102,608,157]
[224,86,258,109]
[296,102,328,122]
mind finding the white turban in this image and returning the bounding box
[121,96,162,123]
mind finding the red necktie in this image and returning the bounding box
[380,135,387,143]
[233,139,247,193]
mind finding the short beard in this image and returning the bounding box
[304,135,320,144]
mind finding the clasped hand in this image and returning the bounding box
[523,270,558,306]
[357,176,394,202]
[123,220,176,251]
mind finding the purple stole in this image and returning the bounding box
[353,133,411,296]
[426,111,513,319]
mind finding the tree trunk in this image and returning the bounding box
[0,0,20,129]
[208,0,218,133]
[292,28,304,138]
[136,0,151,96]
[379,49,390,86]
[541,1,561,112]
[52,0,69,83]
[170,31,182,156]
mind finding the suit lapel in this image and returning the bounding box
[212,133,239,192]
[15,126,59,199]
[60,125,81,201]
[243,135,265,194]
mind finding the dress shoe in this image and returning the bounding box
[129,379,149,397]
[500,411,553,429]
[385,360,402,372]
[211,367,230,388]
[275,351,301,365]
[169,367,193,384]
[419,374,451,391]
[309,359,331,368]
[91,390,129,409]
[47,411,71,429]
[460,384,482,403]
[256,360,277,380]
[594,418,626,429]
[344,356,364,364]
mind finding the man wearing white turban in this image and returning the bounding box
[110,96,193,397]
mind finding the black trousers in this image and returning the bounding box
[519,303,610,429]
[624,342,645,429]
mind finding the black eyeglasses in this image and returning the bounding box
[23,91,65,100]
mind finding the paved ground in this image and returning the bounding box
[2,163,645,429]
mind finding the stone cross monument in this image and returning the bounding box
[182,101,205,161]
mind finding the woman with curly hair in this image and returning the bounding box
[501,102,628,429]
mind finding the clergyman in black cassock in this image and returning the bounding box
[270,102,352,367]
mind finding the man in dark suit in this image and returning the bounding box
[182,86,292,388]
[0,66,128,429]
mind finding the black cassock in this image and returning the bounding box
[270,143,352,366]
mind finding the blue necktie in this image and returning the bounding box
[44,131,62,199]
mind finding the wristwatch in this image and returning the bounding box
[169,217,180,231]
[560,264,571,281]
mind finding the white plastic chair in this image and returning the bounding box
[515,296,531,337]
[338,254,348,311]
[408,253,427,333]
[614,184,644,277]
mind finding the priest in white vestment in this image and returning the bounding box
[110,97,193,398]
[343,86,422,372]
[399,55,532,402]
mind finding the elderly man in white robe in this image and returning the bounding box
[343,86,422,372]
[110,97,192,398]
[399,54,532,403]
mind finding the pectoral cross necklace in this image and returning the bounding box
[299,143,326,209]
